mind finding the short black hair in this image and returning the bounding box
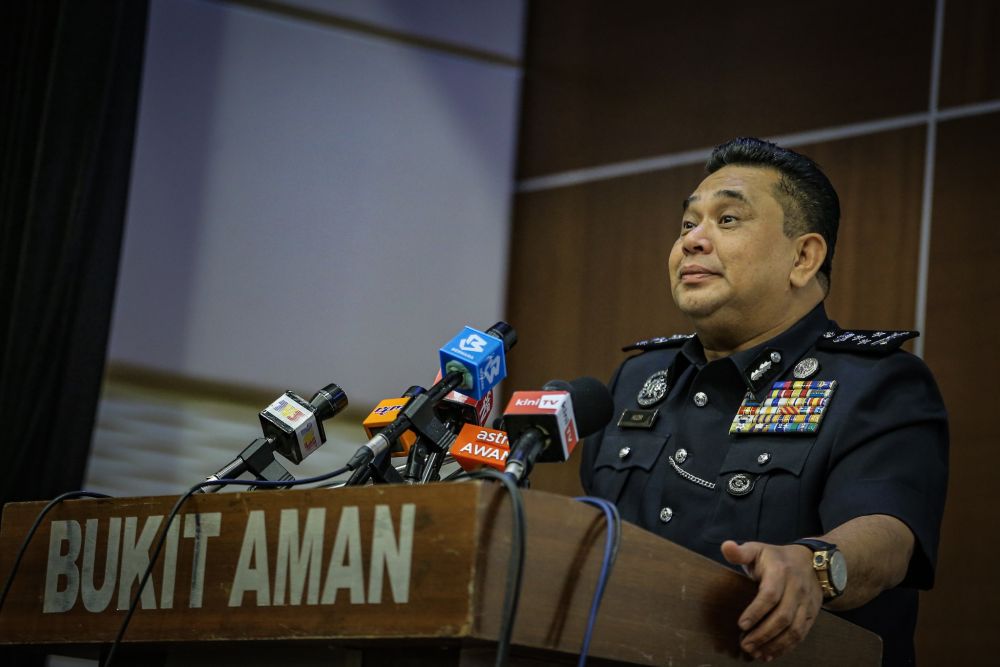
[706,137,840,292]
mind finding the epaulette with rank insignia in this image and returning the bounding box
[622,333,695,353]
[816,328,918,354]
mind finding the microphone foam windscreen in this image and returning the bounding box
[562,376,614,437]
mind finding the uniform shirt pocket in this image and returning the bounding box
[703,439,817,545]
[591,433,670,511]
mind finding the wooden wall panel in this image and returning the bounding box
[507,164,702,394]
[510,0,999,661]
[507,165,699,495]
[803,127,927,331]
[518,0,934,177]
[939,0,1000,107]
[917,111,1000,663]
[510,128,926,496]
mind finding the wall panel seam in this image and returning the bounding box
[219,0,523,68]
[517,101,1000,195]
[914,0,947,357]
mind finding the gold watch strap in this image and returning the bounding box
[810,550,837,598]
[792,539,841,599]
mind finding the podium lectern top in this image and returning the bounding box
[0,482,880,665]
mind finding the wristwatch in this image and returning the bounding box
[792,538,847,599]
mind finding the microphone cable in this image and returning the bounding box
[454,468,525,667]
[102,465,351,667]
[0,490,113,614]
[572,496,621,667]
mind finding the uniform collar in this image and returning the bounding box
[675,303,832,399]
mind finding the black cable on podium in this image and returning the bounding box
[0,490,112,614]
[101,466,351,667]
[454,468,526,667]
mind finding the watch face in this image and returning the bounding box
[829,551,848,592]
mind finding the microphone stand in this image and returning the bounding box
[200,437,295,492]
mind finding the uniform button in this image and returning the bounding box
[659,507,674,523]
[693,392,708,407]
[757,452,771,465]
[674,448,688,464]
[618,446,631,459]
[770,351,782,363]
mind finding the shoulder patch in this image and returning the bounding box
[816,328,919,354]
[622,333,695,353]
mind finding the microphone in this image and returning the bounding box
[449,423,510,472]
[350,385,492,486]
[426,376,497,483]
[438,321,517,400]
[346,322,517,473]
[345,387,424,487]
[417,322,514,482]
[434,375,495,433]
[259,384,349,464]
[362,386,424,457]
[502,377,613,483]
[203,383,348,490]
[345,371,460,473]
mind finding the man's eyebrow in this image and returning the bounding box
[682,189,750,211]
[714,189,750,204]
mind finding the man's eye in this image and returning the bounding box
[720,215,737,225]
[680,220,696,232]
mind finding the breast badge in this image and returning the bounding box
[637,369,670,407]
[793,357,820,379]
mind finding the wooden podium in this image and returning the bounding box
[0,482,880,665]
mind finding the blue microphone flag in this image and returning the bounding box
[438,326,507,400]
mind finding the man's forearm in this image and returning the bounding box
[819,514,914,610]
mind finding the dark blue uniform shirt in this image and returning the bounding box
[581,304,948,666]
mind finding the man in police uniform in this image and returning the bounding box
[581,138,948,665]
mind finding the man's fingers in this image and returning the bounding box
[721,539,761,572]
[737,560,785,631]
[749,600,820,661]
[740,553,823,661]
[740,575,798,650]
[727,542,823,661]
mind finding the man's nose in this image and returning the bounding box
[682,224,713,254]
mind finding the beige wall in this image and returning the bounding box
[508,0,999,661]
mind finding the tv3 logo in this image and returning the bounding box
[480,354,502,384]
[274,399,305,422]
[459,333,487,353]
[301,422,319,451]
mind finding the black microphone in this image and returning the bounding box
[422,373,501,483]
[345,371,463,472]
[346,385,425,487]
[202,383,348,491]
[502,377,613,483]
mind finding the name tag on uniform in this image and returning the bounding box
[729,380,837,434]
[617,408,659,429]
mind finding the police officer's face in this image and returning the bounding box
[669,165,799,329]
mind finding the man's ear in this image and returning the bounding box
[790,233,827,288]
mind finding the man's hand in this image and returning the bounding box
[721,540,822,662]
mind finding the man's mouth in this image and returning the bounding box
[678,265,720,283]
